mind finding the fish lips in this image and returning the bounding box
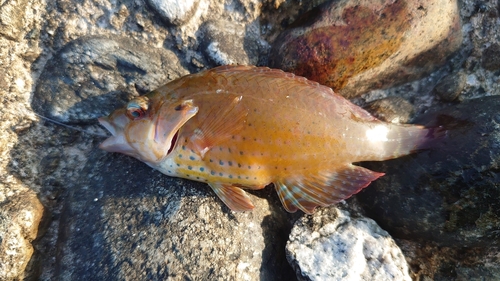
[98,116,136,155]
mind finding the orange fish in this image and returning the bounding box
[98,65,440,214]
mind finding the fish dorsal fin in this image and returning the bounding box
[274,165,384,214]
[188,95,248,158]
[208,183,255,211]
[211,65,379,123]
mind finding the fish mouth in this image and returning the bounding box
[98,117,116,136]
[98,115,179,158]
[97,116,134,154]
[168,131,178,155]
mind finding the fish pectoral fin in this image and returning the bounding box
[274,164,384,214]
[208,183,255,212]
[188,95,248,158]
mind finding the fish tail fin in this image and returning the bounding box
[274,164,384,214]
[362,123,447,161]
[385,124,446,159]
[413,125,447,151]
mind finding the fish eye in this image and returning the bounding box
[126,104,146,120]
[125,97,150,120]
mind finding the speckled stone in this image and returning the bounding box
[145,0,202,25]
[199,20,262,66]
[32,35,189,123]
[396,240,500,280]
[364,97,415,124]
[269,0,463,98]
[357,96,500,247]
[0,179,44,280]
[0,0,29,41]
[434,71,466,101]
[286,206,411,281]
[56,149,298,280]
[481,43,500,71]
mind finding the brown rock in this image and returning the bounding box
[269,0,463,98]
[434,71,466,101]
[364,97,415,123]
[0,0,29,41]
[0,178,44,280]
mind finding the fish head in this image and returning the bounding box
[98,95,199,164]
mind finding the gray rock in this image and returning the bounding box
[0,0,29,41]
[0,178,44,280]
[56,148,298,280]
[199,20,261,66]
[434,71,466,101]
[452,261,500,281]
[145,0,202,26]
[357,96,500,247]
[32,35,188,123]
[364,97,415,124]
[286,206,411,281]
[395,239,500,280]
[481,43,500,71]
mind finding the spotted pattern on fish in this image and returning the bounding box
[99,65,444,214]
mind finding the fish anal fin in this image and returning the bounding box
[188,95,248,158]
[208,183,255,212]
[274,165,384,214]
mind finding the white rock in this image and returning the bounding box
[145,0,200,25]
[287,207,411,281]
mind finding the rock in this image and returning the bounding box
[199,20,262,66]
[0,178,44,280]
[481,43,500,71]
[286,206,411,281]
[269,0,463,98]
[1,0,498,280]
[434,71,466,101]
[145,0,202,26]
[357,96,500,247]
[396,240,500,280]
[0,0,29,41]
[56,148,298,280]
[364,97,415,123]
[32,35,189,123]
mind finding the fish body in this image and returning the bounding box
[99,65,439,213]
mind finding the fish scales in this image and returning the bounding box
[99,65,442,213]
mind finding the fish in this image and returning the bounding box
[98,65,442,214]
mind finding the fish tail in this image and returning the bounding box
[380,124,446,160]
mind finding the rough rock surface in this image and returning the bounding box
[0,0,31,41]
[287,205,411,281]
[357,96,500,247]
[434,70,467,101]
[481,43,500,71]
[269,0,463,98]
[146,0,203,25]
[32,36,189,123]
[198,19,264,66]
[363,97,415,124]
[57,148,297,280]
[1,0,500,280]
[0,178,44,280]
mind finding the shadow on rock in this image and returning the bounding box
[357,96,500,247]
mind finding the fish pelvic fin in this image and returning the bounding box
[274,164,384,214]
[208,183,255,212]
